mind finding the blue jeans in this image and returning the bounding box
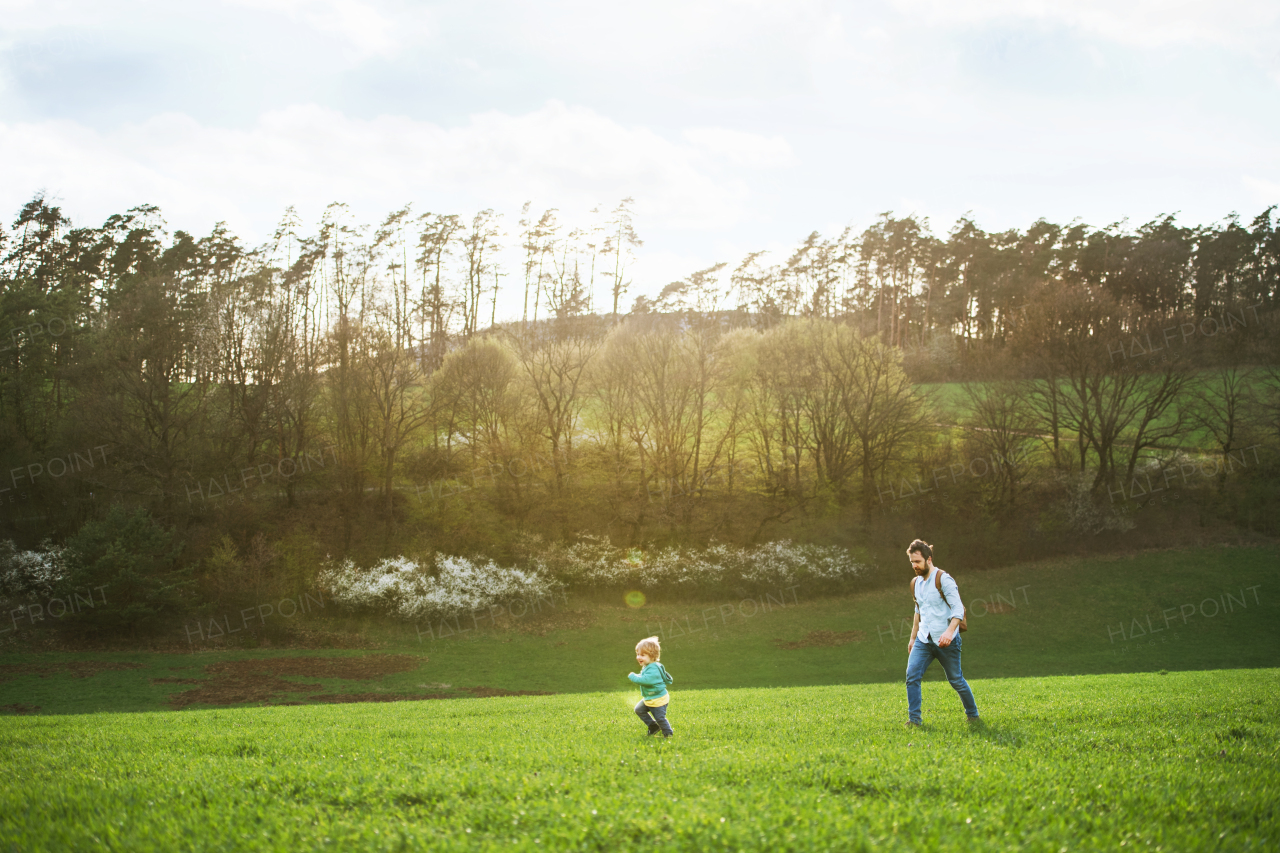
[906,636,979,724]
[635,699,673,736]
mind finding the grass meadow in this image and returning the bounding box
[1,544,1277,850]
[1,671,1276,851]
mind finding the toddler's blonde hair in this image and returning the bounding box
[635,636,661,660]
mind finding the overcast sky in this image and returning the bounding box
[2,0,1278,312]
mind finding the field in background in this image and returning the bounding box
[1,545,1274,714]
[1,669,1275,851]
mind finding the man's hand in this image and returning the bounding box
[906,637,915,655]
[938,629,954,648]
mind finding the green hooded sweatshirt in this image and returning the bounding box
[628,661,673,702]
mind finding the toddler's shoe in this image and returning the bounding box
[647,726,661,736]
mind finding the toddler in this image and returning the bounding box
[628,635,674,738]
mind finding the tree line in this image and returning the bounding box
[1,193,1277,564]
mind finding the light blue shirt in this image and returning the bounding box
[913,566,964,644]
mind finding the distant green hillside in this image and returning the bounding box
[1,545,1274,714]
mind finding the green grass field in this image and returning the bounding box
[920,369,1278,452]
[3,546,1274,714]
[1,670,1276,851]
[1,545,1277,850]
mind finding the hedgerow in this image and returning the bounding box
[317,538,870,623]
[317,554,559,623]
[522,535,869,593]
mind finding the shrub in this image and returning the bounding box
[318,538,869,622]
[60,505,190,636]
[0,540,67,602]
[1058,474,1136,535]
[318,554,560,623]
[521,535,869,593]
[199,534,285,608]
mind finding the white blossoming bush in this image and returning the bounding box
[320,538,869,620]
[318,554,560,622]
[523,536,869,592]
[0,540,67,601]
[1053,472,1135,535]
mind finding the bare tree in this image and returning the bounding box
[602,197,642,321]
[961,380,1037,509]
[656,263,728,315]
[434,337,519,469]
[604,320,738,516]
[267,226,326,508]
[732,250,781,325]
[507,326,601,494]
[1185,367,1258,480]
[416,212,462,369]
[833,333,931,517]
[520,208,558,329]
[320,206,377,544]
[745,322,813,498]
[462,209,501,338]
[1019,283,1189,494]
[590,324,648,494]
[368,208,439,524]
[547,228,591,321]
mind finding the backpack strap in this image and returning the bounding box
[911,571,946,607]
[914,570,961,613]
[933,570,968,632]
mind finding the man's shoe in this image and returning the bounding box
[906,721,922,729]
[966,716,983,727]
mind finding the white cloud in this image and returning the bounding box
[0,0,96,29]
[0,1,413,66]
[894,0,1280,51]
[0,101,782,241]
[1242,175,1280,208]
[2,0,1275,303]
[486,0,838,99]
[221,0,406,59]
[683,128,793,168]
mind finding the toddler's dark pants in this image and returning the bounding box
[634,699,673,736]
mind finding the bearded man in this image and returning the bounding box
[904,538,980,728]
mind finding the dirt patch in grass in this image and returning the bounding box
[3,624,384,654]
[0,703,41,714]
[166,654,426,708]
[306,686,552,704]
[168,673,326,708]
[206,654,423,681]
[0,661,143,683]
[163,652,552,708]
[774,630,866,650]
[176,627,386,654]
[306,692,450,704]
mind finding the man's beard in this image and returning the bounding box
[912,563,929,577]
